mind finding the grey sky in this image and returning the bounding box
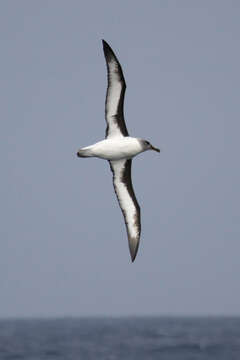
[1,1,240,317]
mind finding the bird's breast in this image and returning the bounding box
[91,137,142,160]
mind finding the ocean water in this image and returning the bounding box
[0,317,239,360]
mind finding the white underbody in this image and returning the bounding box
[81,136,143,160]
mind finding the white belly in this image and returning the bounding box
[84,137,143,160]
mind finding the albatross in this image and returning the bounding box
[77,40,160,262]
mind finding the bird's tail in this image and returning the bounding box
[76,148,94,158]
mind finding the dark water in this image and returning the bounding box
[0,317,240,359]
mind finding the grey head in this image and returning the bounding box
[140,139,160,153]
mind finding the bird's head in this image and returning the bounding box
[141,139,160,153]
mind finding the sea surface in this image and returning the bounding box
[0,317,239,360]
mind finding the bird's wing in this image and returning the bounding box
[109,159,141,262]
[102,40,129,139]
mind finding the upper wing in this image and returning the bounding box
[102,40,129,139]
[109,159,141,262]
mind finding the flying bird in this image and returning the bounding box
[77,40,160,262]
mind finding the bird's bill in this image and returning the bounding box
[150,145,160,153]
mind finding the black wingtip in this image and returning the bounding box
[129,239,140,263]
[102,39,108,47]
[131,254,137,263]
[102,39,112,54]
[131,246,138,262]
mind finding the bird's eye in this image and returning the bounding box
[145,141,150,145]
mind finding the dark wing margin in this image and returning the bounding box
[109,159,141,262]
[102,40,129,138]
